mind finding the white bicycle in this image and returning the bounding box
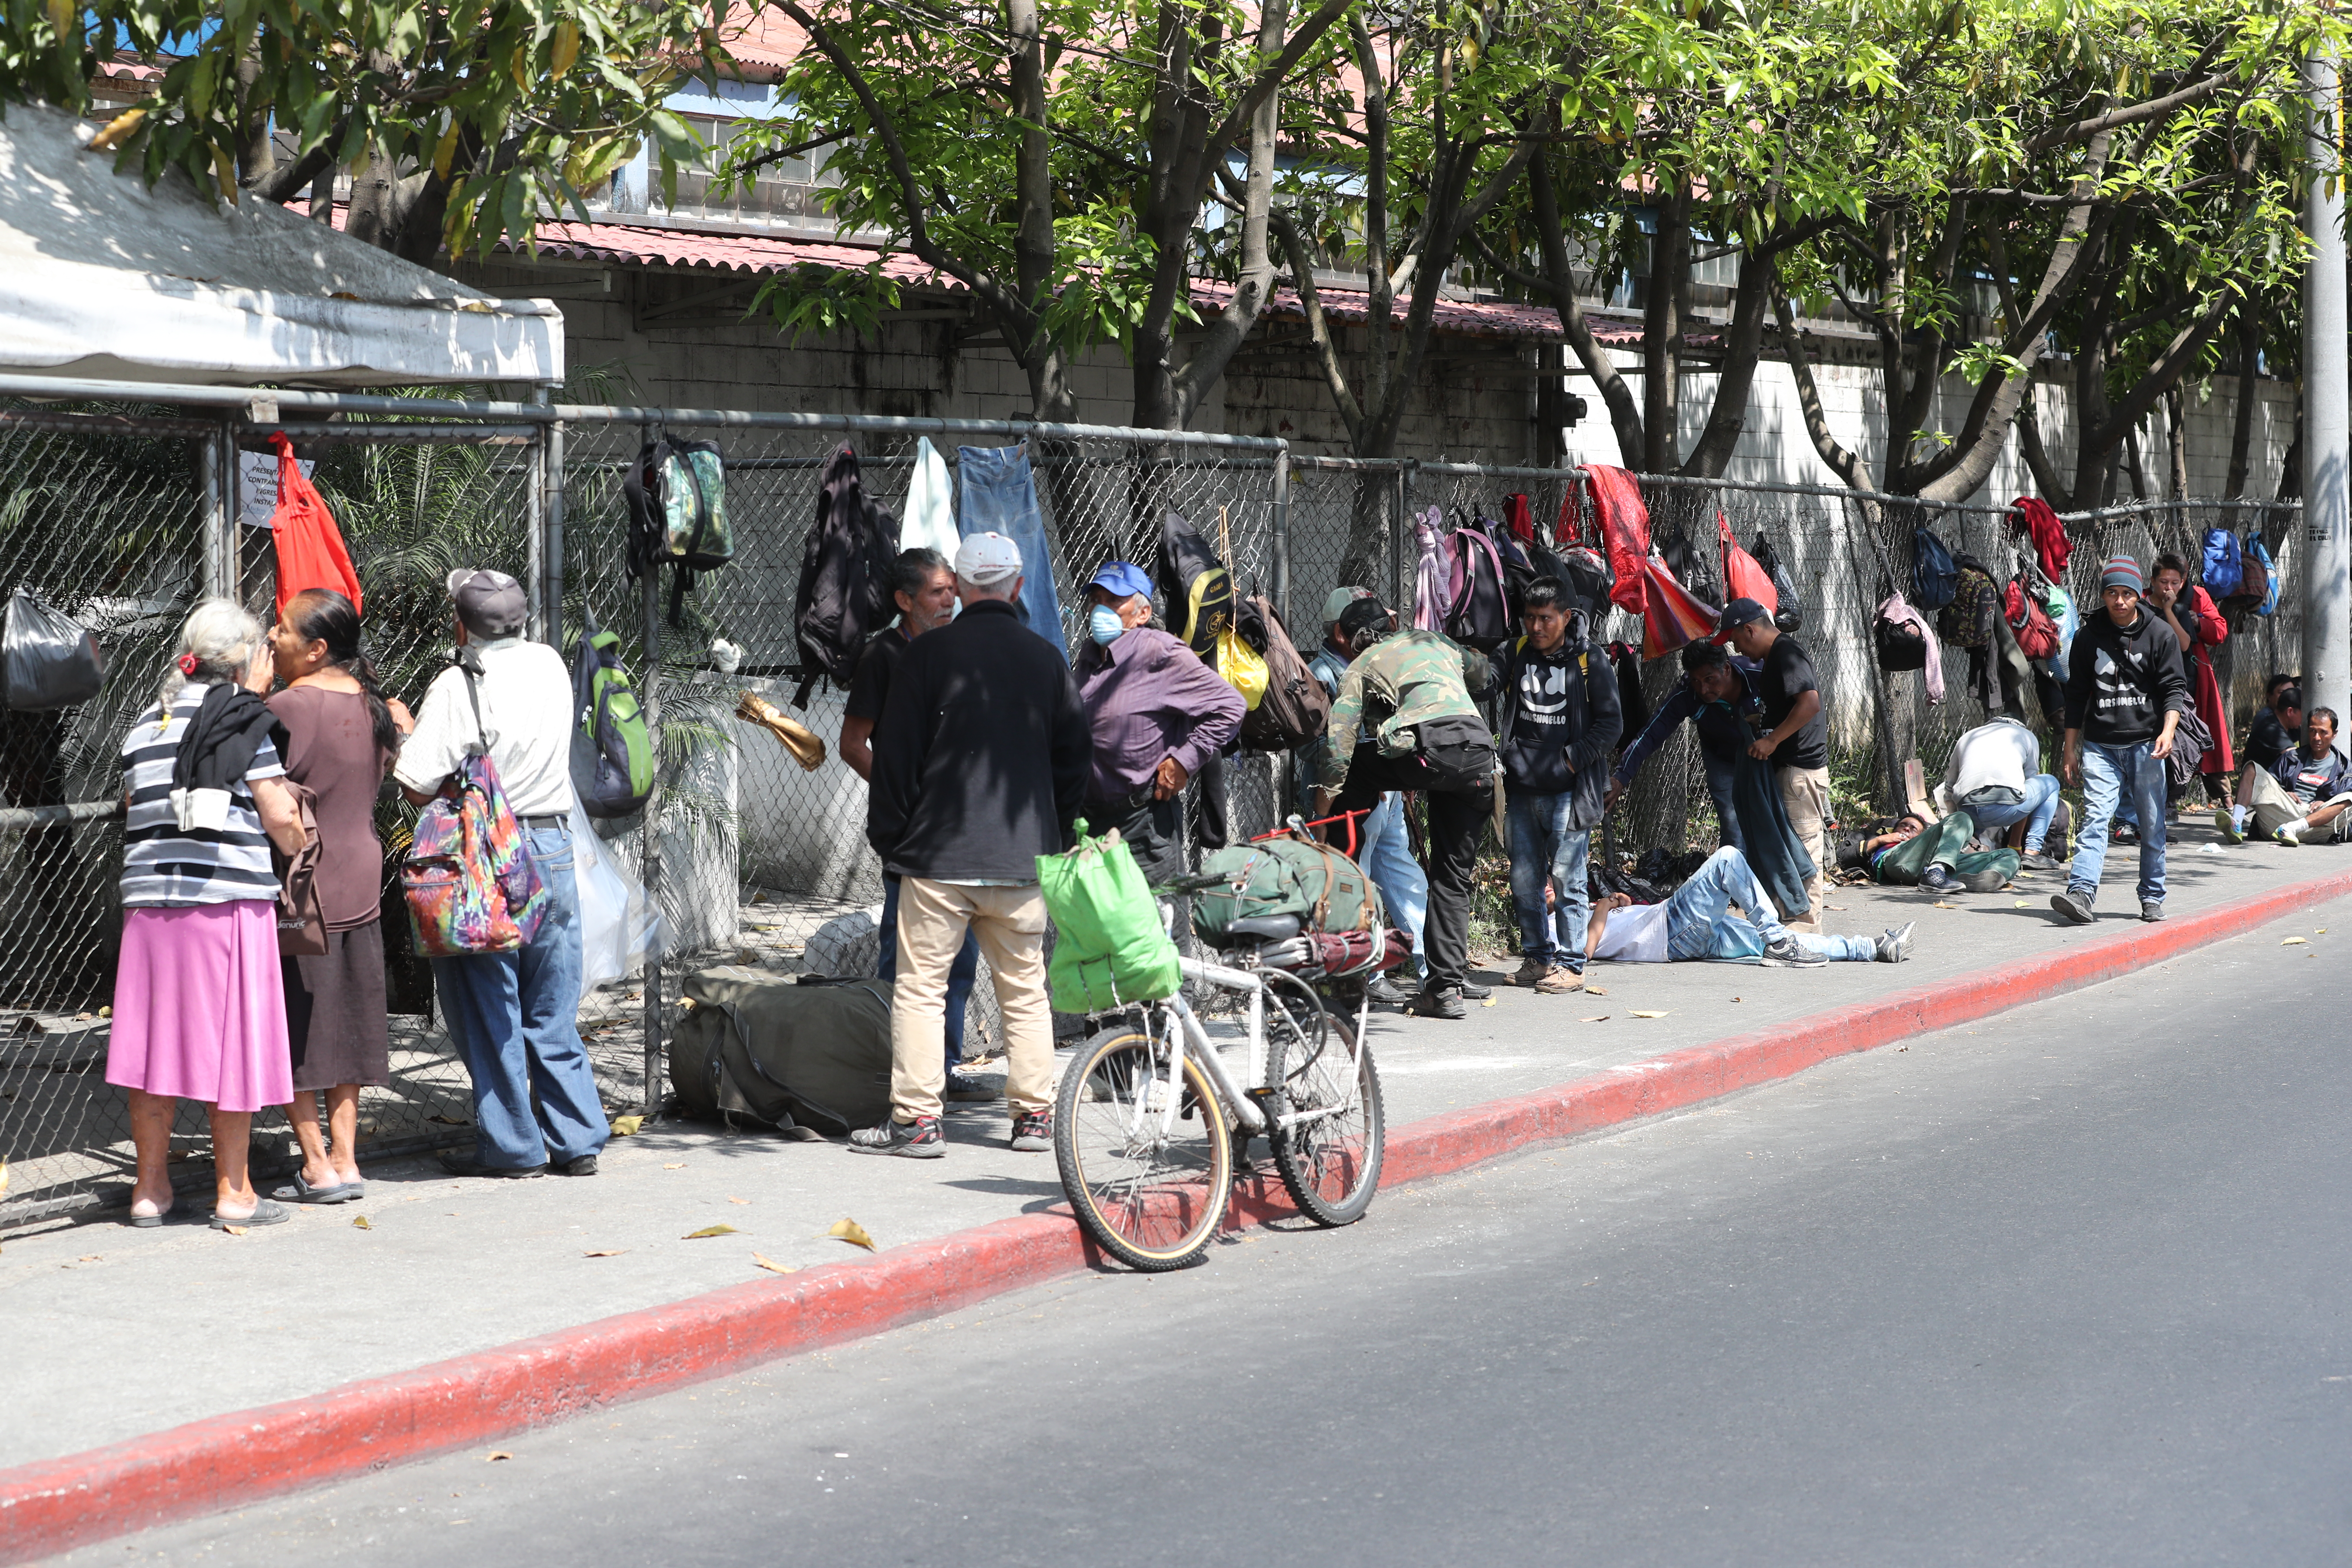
[1052,910,1387,1272]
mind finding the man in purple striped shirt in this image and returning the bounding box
[1075,560,1245,885]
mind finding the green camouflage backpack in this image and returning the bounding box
[1191,831,1383,943]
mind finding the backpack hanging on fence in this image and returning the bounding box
[1237,590,1331,754]
[1442,516,1512,652]
[2223,533,2276,624]
[2199,528,2244,598]
[2004,573,2061,661]
[1875,600,1930,672]
[1659,527,1718,609]
[1752,531,1804,632]
[570,603,654,819]
[1912,525,1960,610]
[791,444,900,708]
[1210,508,1268,708]
[1474,508,1541,624]
[265,432,364,619]
[1937,556,2000,650]
[1155,507,1236,658]
[402,656,550,957]
[625,435,733,628]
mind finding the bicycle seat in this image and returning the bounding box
[1218,913,1302,944]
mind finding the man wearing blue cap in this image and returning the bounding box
[1075,560,1245,887]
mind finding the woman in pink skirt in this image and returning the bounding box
[110,600,310,1228]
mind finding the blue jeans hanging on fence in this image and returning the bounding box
[956,444,1067,660]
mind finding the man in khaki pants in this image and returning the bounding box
[851,532,1092,1158]
[1714,598,1829,930]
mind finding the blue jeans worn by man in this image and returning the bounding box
[1962,773,2062,851]
[878,872,979,1071]
[2070,741,2168,908]
[1506,789,1592,978]
[1663,846,1879,963]
[1357,790,1427,964]
[433,822,610,1171]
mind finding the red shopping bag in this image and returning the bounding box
[268,432,363,618]
[1639,551,1719,659]
[1718,510,1778,615]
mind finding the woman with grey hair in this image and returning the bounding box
[109,598,309,1228]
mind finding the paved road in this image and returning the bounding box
[80,903,2352,1567]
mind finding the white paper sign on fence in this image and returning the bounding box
[238,449,315,527]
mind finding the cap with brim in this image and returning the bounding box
[2100,555,2143,593]
[446,568,527,639]
[1087,560,1153,602]
[955,531,1025,586]
[1709,597,1770,644]
[1323,585,1373,626]
[1336,597,1392,643]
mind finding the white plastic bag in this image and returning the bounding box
[571,802,667,987]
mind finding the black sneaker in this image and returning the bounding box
[2017,850,2061,871]
[1762,935,1828,968]
[1918,864,1962,895]
[2049,888,2096,925]
[1409,985,1467,1020]
[1364,972,1414,1006]
[846,1116,944,1158]
[438,1151,546,1179]
[1458,980,1494,1001]
[1874,922,1915,963]
[2139,900,2165,923]
[1009,1110,1052,1152]
[943,1070,997,1103]
[557,1154,599,1177]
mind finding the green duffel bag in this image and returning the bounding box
[1191,832,1383,942]
[668,967,892,1137]
[1038,819,1182,1012]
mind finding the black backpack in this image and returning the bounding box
[1660,527,1718,607]
[792,444,901,707]
[1912,525,1959,610]
[1875,608,1929,671]
[624,435,733,628]
[1237,591,1331,754]
[1442,517,1512,652]
[1751,532,1804,632]
[1155,508,1234,658]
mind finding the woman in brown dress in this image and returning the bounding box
[264,589,412,1203]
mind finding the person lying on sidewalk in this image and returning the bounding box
[2232,706,2352,847]
[1844,810,2021,894]
[1938,717,2063,871]
[1586,845,1914,968]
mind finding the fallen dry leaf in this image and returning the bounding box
[663,1162,686,1170]
[753,1253,796,1275]
[1480,997,1497,1008]
[351,1215,372,1231]
[1631,1010,1669,1019]
[220,1225,248,1236]
[487,1452,513,1462]
[728,1197,750,1205]
[77,1254,100,1262]
[683,1224,738,1240]
[1581,1015,1610,1023]
[583,1249,626,1257]
[2282,936,2308,946]
[1583,984,1608,997]
[1932,901,1958,910]
[1825,905,1849,912]
[828,1217,877,1252]
[609,1115,644,1136]
[2015,900,2033,907]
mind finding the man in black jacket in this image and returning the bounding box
[1494,579,1622,991]
[855,532,1091,1158]
[2053,555,2189,925]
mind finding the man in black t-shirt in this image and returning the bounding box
[838,548,985,1095]
[1715,597,1829,928]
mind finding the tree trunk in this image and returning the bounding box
[2226,309,2260,497]
[1641,183,1693,473]
[2165,386,2190,499]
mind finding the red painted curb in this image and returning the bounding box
[8,865,2349,1562]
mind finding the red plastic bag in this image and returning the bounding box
[267,432,363,619]
[1583,466,1652,617]
[1718,511,1778,616]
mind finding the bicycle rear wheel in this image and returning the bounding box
[1055,1021,1232,1271]
[1268,1008,1384,1227]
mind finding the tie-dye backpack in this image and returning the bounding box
[401,658,548,956]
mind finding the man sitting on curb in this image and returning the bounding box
[1939,717,2062,871]
[1588,845,1914,968]
[2238,705,2352,846]
[1846,810,2021,894]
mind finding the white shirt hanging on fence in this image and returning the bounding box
[393,637,578,819]
[901,436,961,562]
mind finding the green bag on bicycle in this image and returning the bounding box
[1190,833,1382,943]
[1038,819,1182,1012]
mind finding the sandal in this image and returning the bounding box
[126,1199,181,1228]
[270,1172,356,1205]
[211,1198,292,1230]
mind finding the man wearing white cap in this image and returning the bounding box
[396,569,610,1178]
[857,532,1092,1158]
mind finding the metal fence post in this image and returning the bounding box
[638,427,665,1119]
[1271,443,1291,635]
[199,421,231,599]
[1393,461,1411,612]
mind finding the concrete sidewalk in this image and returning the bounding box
[0,824,2331,1477]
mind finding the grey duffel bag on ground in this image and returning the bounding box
[668,966,892,1138]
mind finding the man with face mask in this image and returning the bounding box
[1074,560,1245,887]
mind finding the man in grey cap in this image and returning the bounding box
[857,532,1091,1158]
[395,569,609,1178]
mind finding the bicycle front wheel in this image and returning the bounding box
[1054,1021,1233,1272]
[1268,1008,1384,1227]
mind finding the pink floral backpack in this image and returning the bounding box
[401,657,548,956]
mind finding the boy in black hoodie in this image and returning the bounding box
[1495,579,1622,990]
[2054,556,2189,925]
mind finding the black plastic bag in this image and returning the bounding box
[3,589,103,710]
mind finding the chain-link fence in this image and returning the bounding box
[0,383,2310,1227]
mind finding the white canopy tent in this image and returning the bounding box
[0,101,563,389]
